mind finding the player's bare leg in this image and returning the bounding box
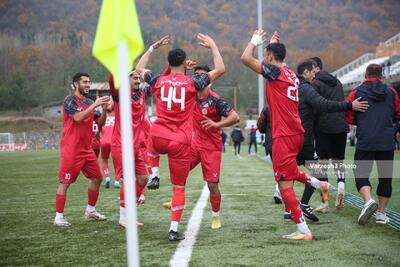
[279,180,312,240]
[208,182,222,229]
[54,183,71,226]
[84,178,107,221]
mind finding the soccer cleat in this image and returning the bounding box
[211,216,222,229]
[273,190,282,204]
[53,217,71,227]
[84,210,107,221]
[147,176,160,190]
[376,212,390,224]
[119,220,144,228]
[320,181,331,203]
[335,190,345,209]
[169,230,185,241]
[105,177,111,189]
[358,200,378,225]
[284,211,292,222]
[114,181,120,189]
[282,231,313,241]
[315,203,329,213]
[300,204,319,222]
[162,201,172,210]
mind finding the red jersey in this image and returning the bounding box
[108,74,146,149]
[144,71,210,145]
[193,90,234,151]
[91,120,100,149]
[261,63,304,139]
[61,94,101,156]
[101,114,115,146]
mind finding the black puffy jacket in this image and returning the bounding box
[298,76,352,146]
[313,70,349,133]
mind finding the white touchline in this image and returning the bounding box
[169,184,210,267]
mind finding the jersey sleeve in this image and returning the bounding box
[261,63,281,81]
[191,73,211,91]
[108,74,118,101]
[144,71,161,88]
[215,97,233,117]
[63,96,80,119]
[93,105,101,121]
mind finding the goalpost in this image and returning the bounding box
[0,132,15,151]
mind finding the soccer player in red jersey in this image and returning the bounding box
[101,110,115,189]
[91,120,101,158]
[108,71,148,228]
[241,31,330,240]
[136,34,225,241]
[142,115,161,190]
[54,72,111,226]
[190,65,240,229]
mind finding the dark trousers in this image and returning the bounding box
[354,149,393,198]
[234,142,241,155]
[248,139,257,153]
[315,132,347,183]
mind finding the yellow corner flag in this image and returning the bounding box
[92,0,144,88]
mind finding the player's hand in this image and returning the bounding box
[102,96,113,110]
[185,59,197,71]
[351,97,369,112]
[197,33,217,49]
[269,31,280,44]
[201,116,219,129]
[250,30,267,46]
[95,96,110,107]
[151,35,170,50]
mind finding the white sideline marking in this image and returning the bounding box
[169,184,209,267]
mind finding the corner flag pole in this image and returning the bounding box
[257,0,264,114]
[118,41,139,267]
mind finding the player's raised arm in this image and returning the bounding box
[241,30,267,74]
[197,33,225,82]
[135,35,170,78]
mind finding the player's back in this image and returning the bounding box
[263,65,304,139]
[152,73,198,144]
[101,114,115,145]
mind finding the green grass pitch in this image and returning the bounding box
[0,145,399,266]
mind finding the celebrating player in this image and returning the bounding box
[109,70,148,228]
[135,34,225,241]
[54,72,110,226]
[241,31,329,240]
[101,109,116,188]
[190,64,240,229]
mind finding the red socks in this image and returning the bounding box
[136,180,145,199]
[55,194,66,213]
[102,160,109,177]
[280,187,304,224]
[120,183,125,208]
[294,171,310,185]
[171,187,185,222]
[210,194,221,212]
[87,189,99,207]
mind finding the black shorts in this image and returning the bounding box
[297,143,315,166]
[315,132,347,159]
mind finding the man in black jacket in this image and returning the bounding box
[231,125,244,155]
[296,59,368,221]
[311,57,349,212]
[347,64,400,225]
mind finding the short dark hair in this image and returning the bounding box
[311,57,323,69]
[266,43,286,62]
[168,48,186,67]
[365,64,383,78]
[72,72,90,84]
[194,65,211,73]
[297,59,315,75]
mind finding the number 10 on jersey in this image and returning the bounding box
[161,85,186,111]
